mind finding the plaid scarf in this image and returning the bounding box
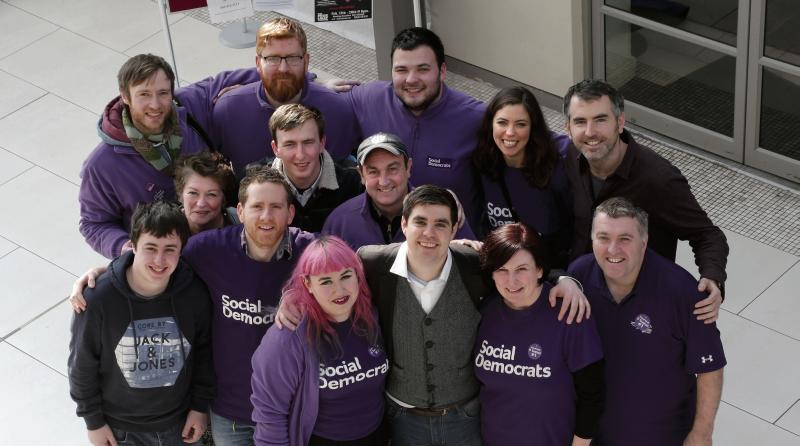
[122,104,183,175]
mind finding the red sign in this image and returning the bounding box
[167,0,208,13]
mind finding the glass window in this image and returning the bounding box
[604,15,736,137]
[764,0,800,67]
[759,67,800,161]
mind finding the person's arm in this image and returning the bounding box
[175,67,260,128]
[572,359,604,443]
[547,272,591,324]
[188,286,215,419]
[683,369,723,446]
[68,301,107,432]
[79,167,129,259]
[250,329,305,445]
[69,266,108,313]
[87,425,118,446]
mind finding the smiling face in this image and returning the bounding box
[121,69,173,136]
[492,249,543,310]
[304,267,359,322]
[130,231,181,295]
[237,181,295,253]
[401,203,457,270]
[391,45,445,115]
[591,212,648,291]
[492,103,531,168]
[359,149,412,217]
[257,37,308,104]
[181,173,225,234]
[271,120,324,190]
[565,95,625,167]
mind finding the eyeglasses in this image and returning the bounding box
[261,55,304,67]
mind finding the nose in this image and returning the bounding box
[585,121,596,136]
[277,57,291,71]
[607,240,620,254]
[504,125,515,137]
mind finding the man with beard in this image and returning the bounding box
[562,79,728,322]
[212,17,361,176]
[79,54,253,258]
[343,27,486,233]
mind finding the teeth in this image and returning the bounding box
[333,296,349,304]
[607,257,623,263]
[419,241,436,248]
[502,140,517,148]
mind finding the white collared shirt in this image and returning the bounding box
[389,241,453,314]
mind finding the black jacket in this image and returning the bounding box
[291,162,363,233]
[68,251,215,431]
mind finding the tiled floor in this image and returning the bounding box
[0,0,798,444]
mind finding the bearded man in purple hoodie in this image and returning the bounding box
[78,54,255,259]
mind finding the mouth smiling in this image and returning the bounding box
[606,257,624,264]
[332,295,350,305]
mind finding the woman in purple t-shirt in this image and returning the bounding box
[472,87,574,268]
[251,236,388,446]
[475,223,604,446]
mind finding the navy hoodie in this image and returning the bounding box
[68,251,215,431]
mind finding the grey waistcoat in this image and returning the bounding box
[386,264,481,408]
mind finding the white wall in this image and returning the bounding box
[429,0,587,96]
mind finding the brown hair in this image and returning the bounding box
[174,151,236,206]
[238,166,293,206]
[256,17,308,54]
[269,103,325,141]
[480,223,550,284]
[117,54,175,98]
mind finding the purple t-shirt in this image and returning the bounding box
[182,225,315,424]
[474,283,603,445]
[568,250,726,446]
[313,320,388,440]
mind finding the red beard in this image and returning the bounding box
[263,72,304,103]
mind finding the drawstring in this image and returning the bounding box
[170,296,187,363]
[126,298,138,360]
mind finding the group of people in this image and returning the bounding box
[67,14,729,446]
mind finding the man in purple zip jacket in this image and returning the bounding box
[212,17,361,176]
[78,54,258,258]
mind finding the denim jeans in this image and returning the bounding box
[111,422,196,446]
[209,409,256,446]
[385,397,482,446]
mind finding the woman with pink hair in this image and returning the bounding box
[250,236,388,446]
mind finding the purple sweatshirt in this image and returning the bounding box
[78,68,260,258]
[182,225,315,424]
[212,76,361,175]
[321,191,476,250]
[345,81,486,230]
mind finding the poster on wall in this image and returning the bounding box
[206,0,255,23]
[314,0,372,22]
[254,0,293,10]
[167,0,207,12]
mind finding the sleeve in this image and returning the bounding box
[68,303,107,430]
[571,359,605,439]
[78,164,128,259]
[175,67,260,133]
[189,283,216,412]
[661,167,729,283]
[681,287,727,374]
[250,329,306,446]
[549,162,574,270]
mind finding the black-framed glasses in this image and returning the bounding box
[261,55,304,67]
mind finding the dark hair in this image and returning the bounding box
[129,201,191,249]
[480,223,550,284]
[592,196,649,237]
[174,151,236,206]
[402,185,458,226]
[238,166,293,206]
[391,27,445,68]
[117,54,175,98]
[269,103,325,141]
[281,236,378,360]
[563,79,624,119]
[472,86,559,188]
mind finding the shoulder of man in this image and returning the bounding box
[358,243,401,267]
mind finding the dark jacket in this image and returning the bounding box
[68,251,215,432]
[565,130,728,283]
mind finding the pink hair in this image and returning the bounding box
[282,236,378,356]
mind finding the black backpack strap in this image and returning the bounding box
[174,98,216,153]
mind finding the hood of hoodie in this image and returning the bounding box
[97,96,133,147]
[108,250,196,303]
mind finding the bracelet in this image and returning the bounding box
[557,275,584,293]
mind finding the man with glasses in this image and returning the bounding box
[212,17,361,176]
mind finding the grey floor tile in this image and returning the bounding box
[676,230,799,313]
[778,400,800,436]
[714,402,800,445]
[0,342,85,444]
[0,146,33,185]
[6,300,72,376]
[0,70,45,120]
[0,28,125,114]
[0,236,17,259]
[740,261,800,340]
[0,2,57,59]
[0,167,106,276]
[0,249,74,339]
[0,94,98,184]
[717,310,800,422]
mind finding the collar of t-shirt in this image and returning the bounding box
[239,225,292,261]
[271,150,340,207]
[389,241,453,314]
[367,195,402,243]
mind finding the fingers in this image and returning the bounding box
[565,298,579,324]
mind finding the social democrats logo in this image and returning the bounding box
[221,295,276,325]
